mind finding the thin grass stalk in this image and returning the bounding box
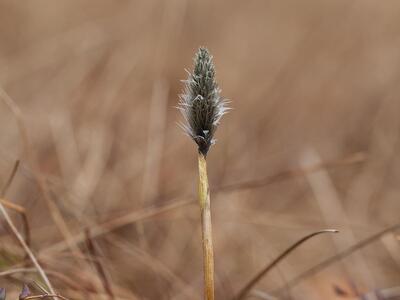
[235,229,338,300]
[1,160,31,258]
[0,202,55,296]
[0,160,54,297]
[198,152,214,300]
[23,294,70,300]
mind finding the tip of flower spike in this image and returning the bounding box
[196,47,210,58]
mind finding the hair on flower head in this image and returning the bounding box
[179,47,229,156]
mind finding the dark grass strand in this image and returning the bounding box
[1,160,20,196]
[1,160,31,259]
[273,223,400,295]
[85,229,115,300]
[234,229,339,300]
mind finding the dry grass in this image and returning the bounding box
[0,1,399,299]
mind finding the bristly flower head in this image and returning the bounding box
[179,47,228,156]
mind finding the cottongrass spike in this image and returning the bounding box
[179,47,229,155]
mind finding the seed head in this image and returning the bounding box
[179,47,228,156]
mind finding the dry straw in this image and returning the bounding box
[179,47,228,300]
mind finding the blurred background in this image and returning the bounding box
[0,1,399,299]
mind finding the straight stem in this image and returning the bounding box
[198,153,215,300]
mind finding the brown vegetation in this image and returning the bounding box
[0,1,399,299]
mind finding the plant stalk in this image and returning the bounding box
[198,152,215,300]
[235,229,338,300]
